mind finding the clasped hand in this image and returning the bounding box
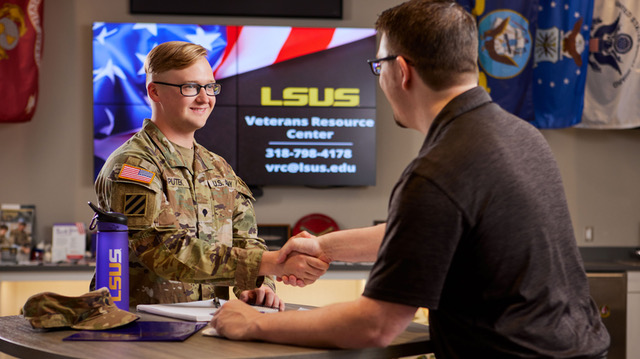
[276,231,331,287]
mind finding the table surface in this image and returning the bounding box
[0,310,432,359]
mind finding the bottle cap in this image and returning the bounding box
[88,202,127,229]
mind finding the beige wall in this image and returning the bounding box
[0,0,639,249]
[542,128,640,246]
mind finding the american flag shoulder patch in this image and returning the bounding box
[124,194,146,216]
[118,164,155,184]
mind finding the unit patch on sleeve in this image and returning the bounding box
[124,194,147,216]
[118,164,155,184]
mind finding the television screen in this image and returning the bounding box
[93,22,377,187]
[130,0,343,19]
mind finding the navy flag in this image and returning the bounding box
[457,0,537,122]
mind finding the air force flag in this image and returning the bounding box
[532,0,594,129]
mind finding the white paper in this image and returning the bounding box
[51,223,86,263]
[201,325,221,337]
[136,299,278,322]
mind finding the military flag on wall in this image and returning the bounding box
[579,0,640,129]
[456,0,538,122]
[532,0,594,129]
[0,0,43,122]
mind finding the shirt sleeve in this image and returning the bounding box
[363,173,466,309]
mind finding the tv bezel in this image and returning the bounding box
[130,0,343,19]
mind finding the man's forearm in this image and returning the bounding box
[247,296,415,348]
[319,224,385,263]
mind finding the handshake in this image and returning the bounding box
[267,231,332,288]
[244,224,381,308]
[262,224,383,287]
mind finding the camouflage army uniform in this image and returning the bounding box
[9,229,30,247]
[94,119,273,306]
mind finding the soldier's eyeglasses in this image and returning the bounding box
[153,81,221,96]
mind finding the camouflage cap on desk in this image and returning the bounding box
[22,287,139,330]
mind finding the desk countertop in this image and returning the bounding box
[580,246,640,272]
[0,311,432,359]
[583,261,640,272]
[3,250,638,275]
[0,262,374,272]
[0,263,95,272]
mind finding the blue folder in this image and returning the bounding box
[63,321,207,342]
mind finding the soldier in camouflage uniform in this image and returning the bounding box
[93,41,328,309]
[10,220,32,256]
[0,224,9,246]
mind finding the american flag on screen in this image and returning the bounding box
[215,26,376,78]
[92,22,375,179]
[118,164,155,184]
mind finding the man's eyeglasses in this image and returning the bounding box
[153,81,221,96]
[366,55,398,76]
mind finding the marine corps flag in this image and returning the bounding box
[456,0,538,122]
[532,0,594,129]
[0,0,43,122]
[579,0,640,129]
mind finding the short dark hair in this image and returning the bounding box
[375,0,478,90]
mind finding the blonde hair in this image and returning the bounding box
[144,41,208,77]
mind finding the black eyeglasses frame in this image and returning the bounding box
[366,55,398,76]
[153,81,221,97]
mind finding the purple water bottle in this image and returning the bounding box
[88,202,129,311]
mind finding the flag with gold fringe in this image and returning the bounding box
[0,0,43,122]
[579,0,640,129]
